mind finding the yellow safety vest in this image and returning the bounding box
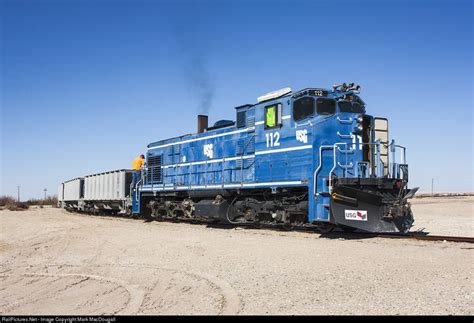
[265,106,276,127]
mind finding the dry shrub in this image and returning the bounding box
[45,195,58,207]
[0,196,16,207]
[7,202,29,211]
[26,195,58,206]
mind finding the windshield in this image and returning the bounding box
[293,97,315,121]
[338,101,364,113]
[316,98,336,115]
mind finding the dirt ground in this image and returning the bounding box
[0,196,472,315]
[410,196,473,237]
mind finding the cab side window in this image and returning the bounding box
[293,97,315,121]
[265,103,282,129]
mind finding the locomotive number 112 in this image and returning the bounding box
[265,132,280,147]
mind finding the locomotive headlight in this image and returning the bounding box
[357,115,363,123]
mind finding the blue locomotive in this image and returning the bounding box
[132,83,418,233]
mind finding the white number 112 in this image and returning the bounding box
[266,132,280,147]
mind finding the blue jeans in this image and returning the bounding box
[132,170,141,189]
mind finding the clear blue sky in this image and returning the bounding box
[1,0,472,200]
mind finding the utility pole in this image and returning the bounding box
[17,186,20,202]
[431,178,434,196]
[44,188,47,200]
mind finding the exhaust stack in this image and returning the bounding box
[197,115,208,134]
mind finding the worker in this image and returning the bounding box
[132,154,145,189]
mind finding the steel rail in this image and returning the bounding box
[321,231,474,244]
[62,209,473,243]
[383,233,474,244]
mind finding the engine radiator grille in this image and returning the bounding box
[147,155,162,184]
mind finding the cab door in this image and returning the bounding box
[372,117,389,176]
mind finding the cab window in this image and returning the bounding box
[265,104,281,129]
[338,101,353,112]
[293,97,315,121]
[351,102,363,113]
[316,98,336,115]
[339,101,364,113]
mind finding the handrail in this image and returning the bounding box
[328,143,351,191]
[134,168,144,202]
[144,139,408,198]
[337,161,353,169]
[336,131,353,139]
[313,140,408,196]
[393,144,406,164]
[313,142,349,196]
[336,116,353,124]
[221,156,225,188]
[337,146,354,154]
[313,145,334,196]
[240,134,256,186]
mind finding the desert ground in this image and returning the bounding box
[0,196,472,315]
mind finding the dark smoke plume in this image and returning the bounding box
[183,54,215,115]
[175,22,215,115]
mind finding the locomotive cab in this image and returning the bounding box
[318,84,417,233]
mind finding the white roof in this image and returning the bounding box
[257,87,292,103]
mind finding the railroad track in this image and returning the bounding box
[383,233,474,243]
[203,222,474,243]
[322,231,474,244]
[200,221,474,243]
[65,210,474,244]
[205,222,474,243]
